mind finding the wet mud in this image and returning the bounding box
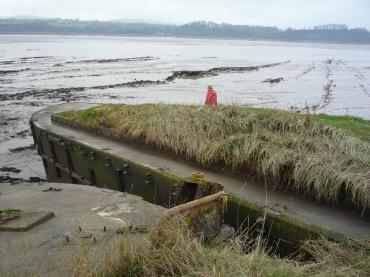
[0,116,18,126]
[309,66,334,112]
[0,56,55,65]
[9,144,35,153]
[353,70,370,96]
[291,61,340,113]
[295,64,315,79]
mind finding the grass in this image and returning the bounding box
[312,114,370,142]
[72,217,370,277]
[57,104,370,211]
[2,208,18,214]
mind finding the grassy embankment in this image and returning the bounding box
[58,104,370,211]
[73,218,370,277]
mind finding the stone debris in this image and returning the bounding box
[42,187,63,192]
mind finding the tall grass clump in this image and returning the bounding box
[72,218,370,277]
[59,104,370,211]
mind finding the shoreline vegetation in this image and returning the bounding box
[1,19,370,44]
[57,104,370,212]
[73,217,370,277]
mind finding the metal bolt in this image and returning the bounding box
[145,173,153,184]
[105,158,112,167]
[90,152,96,161]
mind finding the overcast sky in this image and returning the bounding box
[1,0,369,29]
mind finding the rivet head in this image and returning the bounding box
[105,158,112,167]
[145,173,153,184]
[90,152,96,160]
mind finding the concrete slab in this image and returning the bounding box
[0,211,54,232]
[0,182,165,276]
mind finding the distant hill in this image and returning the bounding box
[0,18,369,44]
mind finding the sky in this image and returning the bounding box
[1,0,369,29]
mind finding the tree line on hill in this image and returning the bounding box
[0,18,369,44]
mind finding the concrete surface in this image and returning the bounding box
[0,182,165,276]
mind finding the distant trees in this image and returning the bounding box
[314,24,348,31]
[0,18,369,44]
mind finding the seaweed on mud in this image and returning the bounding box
[0,175,45,183]
[0,80,164,102]
[19,56,54,60]
[0,56,54,66]
[262,77,284,84]
[9,144,35,153]
[0,68,31,75]
[293,65,335,113]
[166,61,289,81]
[65,56,157,64]
[0,167,21,173]
[0,116,18,126]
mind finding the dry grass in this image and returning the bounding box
[303,238,370,276]
[72,218,370,277]
[58,104,370,211]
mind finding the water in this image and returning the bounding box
[0,35,370,181]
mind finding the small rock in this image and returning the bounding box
[218,225,235,241]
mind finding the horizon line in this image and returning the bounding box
[0,15,369,31]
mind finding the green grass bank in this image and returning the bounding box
[57,104,370,211]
